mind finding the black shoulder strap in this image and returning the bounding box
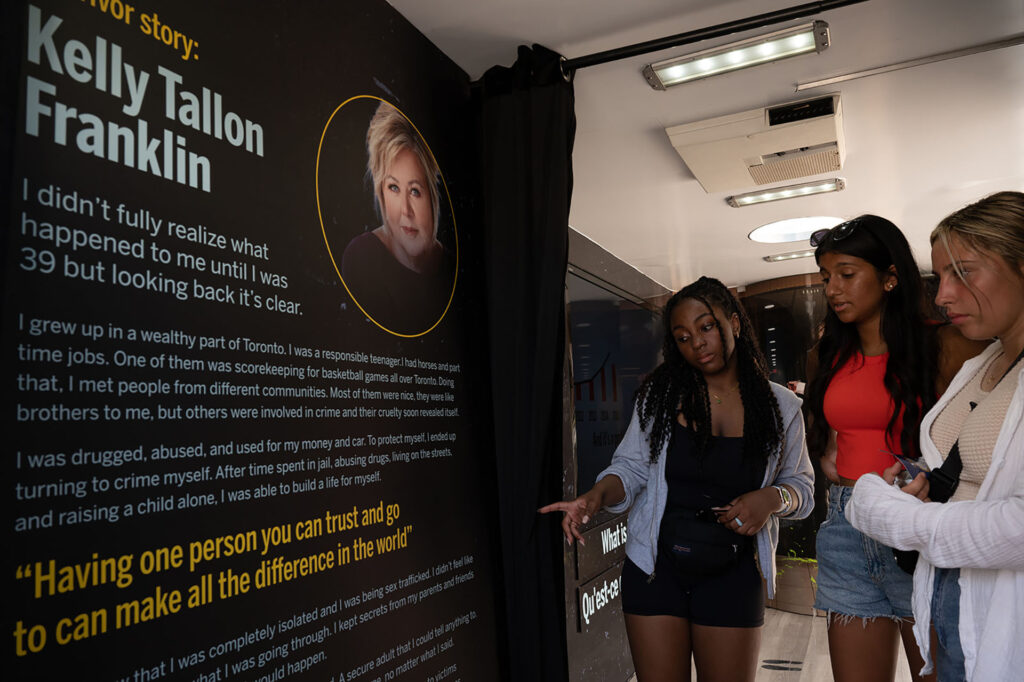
[929,441,962,503]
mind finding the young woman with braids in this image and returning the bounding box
[541,276,814,682]
[804,215,983,682]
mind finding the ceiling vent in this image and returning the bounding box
[665,94,845,193]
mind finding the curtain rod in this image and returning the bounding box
[561,0,869,75]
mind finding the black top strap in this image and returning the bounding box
[929,442,962,503]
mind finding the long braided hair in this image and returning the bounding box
[636,276,784,463]
[805,215,938,458]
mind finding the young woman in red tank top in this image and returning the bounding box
[804,215,982,682]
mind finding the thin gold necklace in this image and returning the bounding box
[710,384,739,404]
[984,351,1006,388]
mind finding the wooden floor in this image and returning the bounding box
[756,608,914,681]
[626,607,915,681]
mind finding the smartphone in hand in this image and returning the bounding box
[893,453,930,481]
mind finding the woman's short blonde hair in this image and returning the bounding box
[366,101,441,236]
[931,191,1024,275]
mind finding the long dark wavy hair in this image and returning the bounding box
[636,276,783,463]
[806,215,938,458]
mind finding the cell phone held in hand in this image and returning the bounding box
[892,453,929,481]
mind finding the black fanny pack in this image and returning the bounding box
[659,507,744,577]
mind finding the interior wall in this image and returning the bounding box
[561,237,668,681]
[5,1,503,679]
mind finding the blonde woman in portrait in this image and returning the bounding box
[342,101,454,333]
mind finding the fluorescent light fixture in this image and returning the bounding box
[643,21,830,89]
[727,178,845,207]
[763,249,816,262]
[749,216,844,244]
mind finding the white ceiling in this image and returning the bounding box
[389,0,1024,291]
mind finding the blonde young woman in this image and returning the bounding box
[847,191,1024,682]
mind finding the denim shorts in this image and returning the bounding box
[932,567,966,682]
[813,485,914,621]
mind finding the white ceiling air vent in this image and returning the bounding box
[665,94,845,193]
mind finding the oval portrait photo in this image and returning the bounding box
[317,96,458,337]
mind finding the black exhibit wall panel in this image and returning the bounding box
[4,1,501,680]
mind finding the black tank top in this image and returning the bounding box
[662,420,766,524]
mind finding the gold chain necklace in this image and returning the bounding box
[985,347,1024,389]
[983,351,1007,390]
[710,384,739,405]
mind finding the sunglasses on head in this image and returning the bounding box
[810,218,862,248]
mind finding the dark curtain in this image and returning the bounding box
[475,45,575,682]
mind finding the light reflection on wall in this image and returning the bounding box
[742,285,828,388]
[568,275,662,493]
[742,283,828,559]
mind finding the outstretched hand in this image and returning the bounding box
[539,490,602,546]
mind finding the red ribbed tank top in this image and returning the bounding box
[823,352,906,479]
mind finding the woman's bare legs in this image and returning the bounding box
[827,616,936,682]
[625,614,692,682]
[691,623,760,682]
[625,615,760,682]
[827,617,900,682]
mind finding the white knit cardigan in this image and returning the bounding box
[846,341,1024,681]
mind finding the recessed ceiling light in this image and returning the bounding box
[749,216,844,244]
[643,21,830,89]
[727,178,845,207]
